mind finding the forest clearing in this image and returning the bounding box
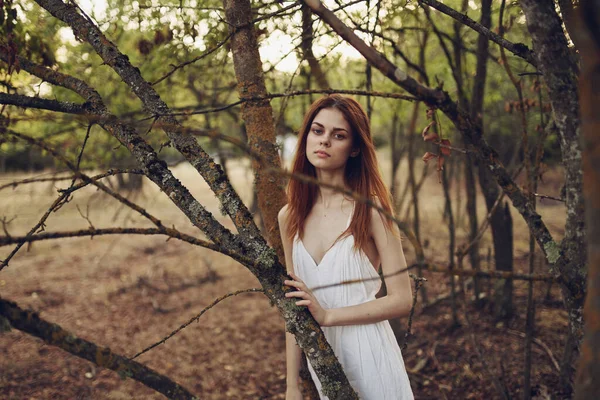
[0,160,570,398]
[1,0,599,399]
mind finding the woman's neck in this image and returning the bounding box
[315,172,353,210]
[314,168,348,207]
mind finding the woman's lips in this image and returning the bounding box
[315,150,330,158]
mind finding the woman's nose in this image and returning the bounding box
[320,134,331,146]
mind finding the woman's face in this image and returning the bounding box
[305,107,357,171]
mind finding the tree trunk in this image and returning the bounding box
[472,0,515,316]
[442,162,459,326]
[224,1,321,396]
[224,0,288,261]
[574,1,600,398]
[520,0,587,391]
[491,202,514,320]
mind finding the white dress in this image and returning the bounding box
[292,212,414,400]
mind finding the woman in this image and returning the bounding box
[278,95,414,399]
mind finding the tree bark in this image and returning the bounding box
[520,0,587,390]
[490,202,514,319]
[442,163,459,326]
[224,0,288,263]
[574,1,600,398]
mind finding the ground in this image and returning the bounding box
[0,158,571,399]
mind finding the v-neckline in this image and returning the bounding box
[298,201,355,267]
[298,236,347,268]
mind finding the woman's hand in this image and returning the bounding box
[284,272,330,326]
[285,385,303,400]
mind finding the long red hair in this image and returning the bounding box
[286,95,394,252]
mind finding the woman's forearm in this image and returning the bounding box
[324,294,412,327]
[285,331,303,388]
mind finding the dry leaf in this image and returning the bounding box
[440,139,452,156]
[422,121,437,141]
[423,131,439,142]
[422,152,437,163]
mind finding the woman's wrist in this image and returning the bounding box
[322,309,334,327]
[286,377,300,388]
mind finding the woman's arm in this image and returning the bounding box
[283,204,413,327]
[278,206,304,391]
[323,207,413,327]
[285,332,303,389]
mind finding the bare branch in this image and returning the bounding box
[0,92,86,114]
[0,50,242,269]
[5,130,165,229]
[416,0,537,67]
[161,89,417,118]
[416,262,557,282]
[0,298,197,399]
[0,227,194,246]
[0,183,70,270]
[152,32,234,85]
[353,27,430,85]
[151,0,303,85]
[0,169,141,193]
[33,0,262,242]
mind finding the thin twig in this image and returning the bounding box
[402,274,427,350]
[532,192,564,202]
[457,164,525,259]
[146,89,418,119]
[130,288,264,360]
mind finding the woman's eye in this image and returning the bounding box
[334,134,345,140]
[312,128,323,134]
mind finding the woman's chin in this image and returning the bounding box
[309,160,347,172]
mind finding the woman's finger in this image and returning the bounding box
[284,280,308,292]
[296,300,311,306]
[288,272,305,284]
[285,291,306,298]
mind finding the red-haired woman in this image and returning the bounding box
[279,95,414,399]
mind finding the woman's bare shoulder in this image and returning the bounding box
[368,198,385,220]
[278,204,290,224]
[368,198,396,234]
